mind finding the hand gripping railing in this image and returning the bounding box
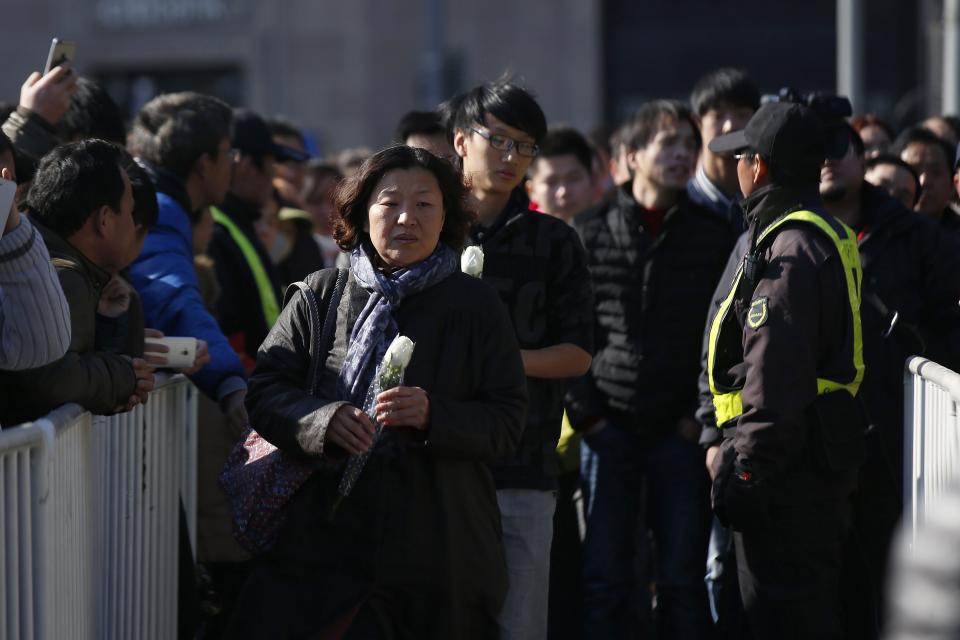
[0,374,198,640]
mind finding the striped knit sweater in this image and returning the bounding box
[0,216,70,369]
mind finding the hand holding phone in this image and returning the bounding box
[144,336,199,369]
[19,39,78,126]
[44,39,76,75]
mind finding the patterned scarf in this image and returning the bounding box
[337,241,458,410]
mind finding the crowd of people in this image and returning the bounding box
[1,56,960,640]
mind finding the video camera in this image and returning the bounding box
[762,88,854,159]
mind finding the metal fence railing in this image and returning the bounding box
[903,356,960,548]
[0,375,198,640]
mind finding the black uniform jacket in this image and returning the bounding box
[711,184,858,503]
[230,267,527,640]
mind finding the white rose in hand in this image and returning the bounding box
[383,336,416,371]
[461,245,484,278]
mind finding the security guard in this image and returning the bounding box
[705,102,866,638]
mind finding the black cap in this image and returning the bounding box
[232,109,310,163]
[709,102,826,180]
[955,141,960,171]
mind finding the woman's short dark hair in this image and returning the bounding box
[26,139,126,237]
[333,145,475,253]
[128,92,233,181]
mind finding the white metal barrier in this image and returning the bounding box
[0,375,198,640]
[903,356,960,547]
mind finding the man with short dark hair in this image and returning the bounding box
[569,99,732,638]
[526,126,596,223]
[820,123,960,637]
[208,109,285,371]
[0,140,154,425]
[395,109,454,161]
[688,67,760,232]
[894,126,960,231]
[452,80,594,640]
[127,92,248,433]
[865,154,920,210]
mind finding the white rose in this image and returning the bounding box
[461,245,484,277]
[384,335,415,370]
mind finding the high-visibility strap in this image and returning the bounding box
[211,206,280,328]
[708,210,865,427]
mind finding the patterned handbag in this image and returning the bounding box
[219,269,347,554]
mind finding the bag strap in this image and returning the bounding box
[286,269,348,395]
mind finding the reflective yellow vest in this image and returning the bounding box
[210,206,280,328]
[707,210,864,427]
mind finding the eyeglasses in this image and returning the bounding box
[470,126,540,158]
[733,150,756,162]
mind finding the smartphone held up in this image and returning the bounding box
[43,38,76,75]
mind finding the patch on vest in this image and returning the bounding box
[747,297,769,329]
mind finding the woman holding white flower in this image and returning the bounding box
[227,145,527,639]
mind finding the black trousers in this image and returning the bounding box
[734,499,849,640]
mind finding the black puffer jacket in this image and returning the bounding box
[567,185,735,438]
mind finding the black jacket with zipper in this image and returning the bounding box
[568,184,735,440]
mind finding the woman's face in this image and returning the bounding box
[366,167,445,268]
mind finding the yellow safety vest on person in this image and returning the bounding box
[707,209,864,427]
[210,206,280,328]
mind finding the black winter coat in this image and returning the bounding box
[228,267,527,640]
[850,185,960,560]
[567,186,735,438]
[470,191,594,490]
[858,184,960,452]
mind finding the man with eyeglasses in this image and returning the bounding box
[705,102,866,637]
[451,80,594,640]
[567,99,732,638]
